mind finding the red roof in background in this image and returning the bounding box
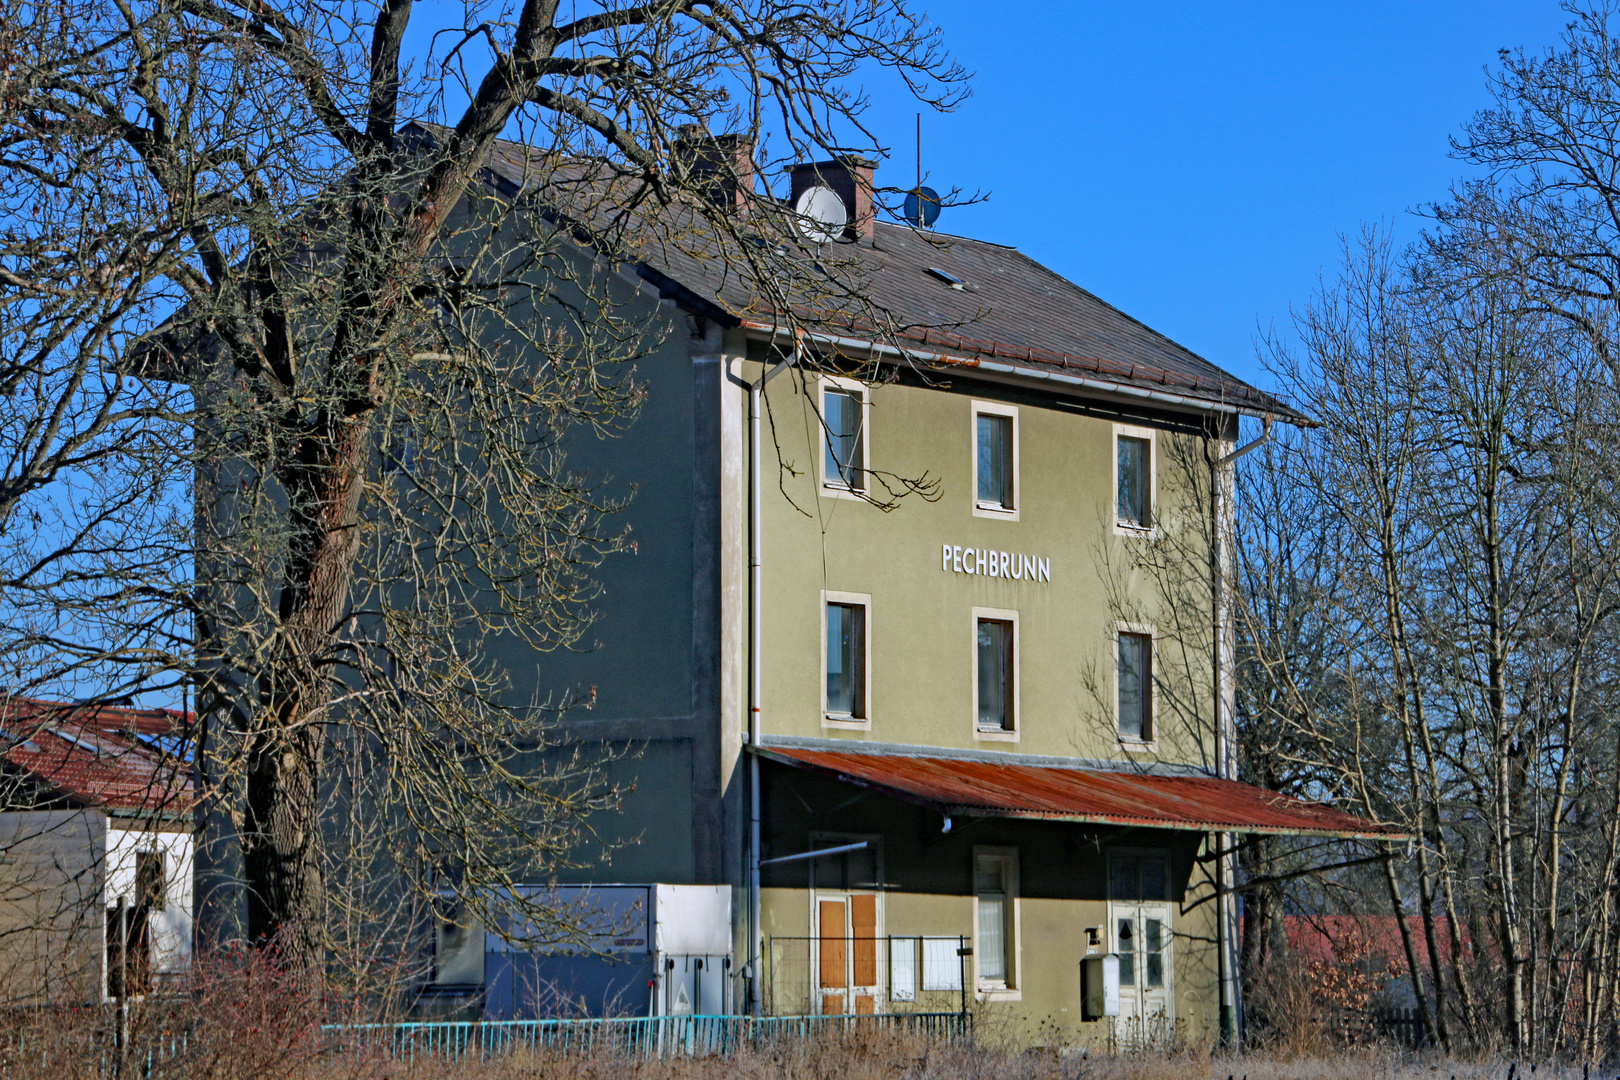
[760,747,1405,840]
[0,698,194,816]
[1279,915,1464,975]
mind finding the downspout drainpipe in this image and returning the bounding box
[1212,417,1272,1047]
[748,347,796,1016]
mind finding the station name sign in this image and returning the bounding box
[941,544,1051,583]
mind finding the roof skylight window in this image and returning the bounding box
[926,267,965,290]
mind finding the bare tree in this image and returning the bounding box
[0,0,970,979]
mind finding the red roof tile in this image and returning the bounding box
[760,747,1404,840]
[0,698,194,815]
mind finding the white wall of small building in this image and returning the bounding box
[105,823,194,976]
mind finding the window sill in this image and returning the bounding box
[1117,738,1158,753]
[976,986,1021,1002]
[821,482,869,503]
[822,715,871,731]
[973,502,1020,522]
[1113,521,1157,539]
[975,727,1019,743]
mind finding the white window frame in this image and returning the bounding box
[971,606,1019,742]
[971,400,1020,521]
[822,590,873,729]
[1114,620,1157,750]
[972,846,1021,999]
[1112,423,1157,536]
[819,376,871,501]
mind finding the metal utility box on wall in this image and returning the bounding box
[1081,954,1120,1019]
[651,885,730,1016]
[431,884,732,1019]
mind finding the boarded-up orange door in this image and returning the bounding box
[818,899,847,1014]
[851,893,877,1014]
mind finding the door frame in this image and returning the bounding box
[810,833,884,1014]
[1106,848,1174,1028]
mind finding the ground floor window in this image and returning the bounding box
[974,848,1018,991]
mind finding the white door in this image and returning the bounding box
[1112,903,1173,1024]
[1109,853,1173,1045]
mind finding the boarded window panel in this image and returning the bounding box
[851,893,878,985]
[889,937,918,1001]
[855,994,875,1015]
[922,937,963,991]
[819,900,847,989]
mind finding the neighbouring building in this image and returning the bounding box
[402,129,1401,1047]
[0,697,195,1006]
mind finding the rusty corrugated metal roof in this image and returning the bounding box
[759,747,1404,840]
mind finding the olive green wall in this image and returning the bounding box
[746,353,1220,766]
[754,762,1221,1047]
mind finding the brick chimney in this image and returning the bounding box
[789,157,877,241]
[674,125,756,212]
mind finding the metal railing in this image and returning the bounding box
[322,1011,972,1064]
[765,934,972,1018]
[0,1010,973,1076]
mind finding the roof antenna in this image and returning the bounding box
[904,112,942,230]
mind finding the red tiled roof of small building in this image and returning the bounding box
[0,697,194,817]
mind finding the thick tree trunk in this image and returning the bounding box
[242,720,327,970]
[241,412,376,968]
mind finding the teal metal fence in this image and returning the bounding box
[322,1012,972,1065]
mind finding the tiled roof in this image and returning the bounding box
[459,126,1300,422]
[759,746,1405,840]
[0,698,194,816]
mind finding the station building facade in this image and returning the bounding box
[405,138,1402,1048]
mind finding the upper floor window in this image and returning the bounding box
[824,594,869,725]
[975,611,1016,735]
[1117,630,1153,741]
[972,401,1018,518]
[1114,425,1154,531]
[822,382,867,494]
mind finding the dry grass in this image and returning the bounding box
[0,1012,1607,1080]
[0,957,1602,1080]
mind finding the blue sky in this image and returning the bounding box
[849,2,1570,388]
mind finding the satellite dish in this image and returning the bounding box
[794,185,847,244]
[904,186,942,229]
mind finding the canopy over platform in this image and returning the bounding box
[757,745,1404,841]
